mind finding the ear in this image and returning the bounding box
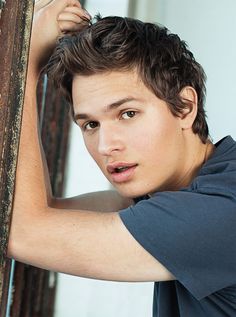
[179,86,198,130]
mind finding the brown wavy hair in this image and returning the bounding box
[47,15,209,142]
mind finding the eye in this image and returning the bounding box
[83,121,99,131]
[121,110,137,120]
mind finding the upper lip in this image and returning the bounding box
[107,162,138,174]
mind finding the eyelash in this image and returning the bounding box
[83,121,99,131]
[82,110,138,132]
[121,110,137,120]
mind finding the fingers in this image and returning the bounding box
[34,0,90,36]
[50,0,82,11]
[58,12,87,24]
[35,0,82,13]
[30,0,88,73]
[58,20,88,33]
[57,6,91,33]
[59,6,91,20]
[67,0,82,8]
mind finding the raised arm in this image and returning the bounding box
[52,190,134,212]
[8,0,174,283]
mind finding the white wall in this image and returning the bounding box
[155,0,236,141]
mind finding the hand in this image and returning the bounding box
[29,0,91,77]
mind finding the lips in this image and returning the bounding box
[107,162,138,183]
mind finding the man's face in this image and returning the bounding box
[72,71,187,198]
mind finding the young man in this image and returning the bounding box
[8,0,236,316]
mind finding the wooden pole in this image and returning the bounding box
[0,0,34,314]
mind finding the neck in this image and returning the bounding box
[173,135,215,190]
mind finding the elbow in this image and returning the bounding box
[7,204,49,262]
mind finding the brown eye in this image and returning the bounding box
[84,121,98,131]
[121,111,136,119]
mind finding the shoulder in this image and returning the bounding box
[188,135,236,198]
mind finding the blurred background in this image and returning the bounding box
[54,0,236,316]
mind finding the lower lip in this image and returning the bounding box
[110,165,137,183]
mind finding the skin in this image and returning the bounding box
[8,0,214,283]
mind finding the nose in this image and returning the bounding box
[98,123,125,156]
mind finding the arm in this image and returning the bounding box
[8,0,174,283]
[52,190,134,212]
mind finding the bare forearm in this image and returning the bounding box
[8,71,52,257]
[52,190,134,212]
[15,72,50,207]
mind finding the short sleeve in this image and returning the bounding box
[119,189,236,300]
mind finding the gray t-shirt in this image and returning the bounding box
[119,136,236,317]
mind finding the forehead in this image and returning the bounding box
[72,70,150,108]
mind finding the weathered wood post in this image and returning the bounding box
[0,0,34,315]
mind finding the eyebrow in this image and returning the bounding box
[74,97,138,121]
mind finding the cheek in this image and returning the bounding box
[151,111,182,140]
[130,114,182,165]
[131,115,179,150]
